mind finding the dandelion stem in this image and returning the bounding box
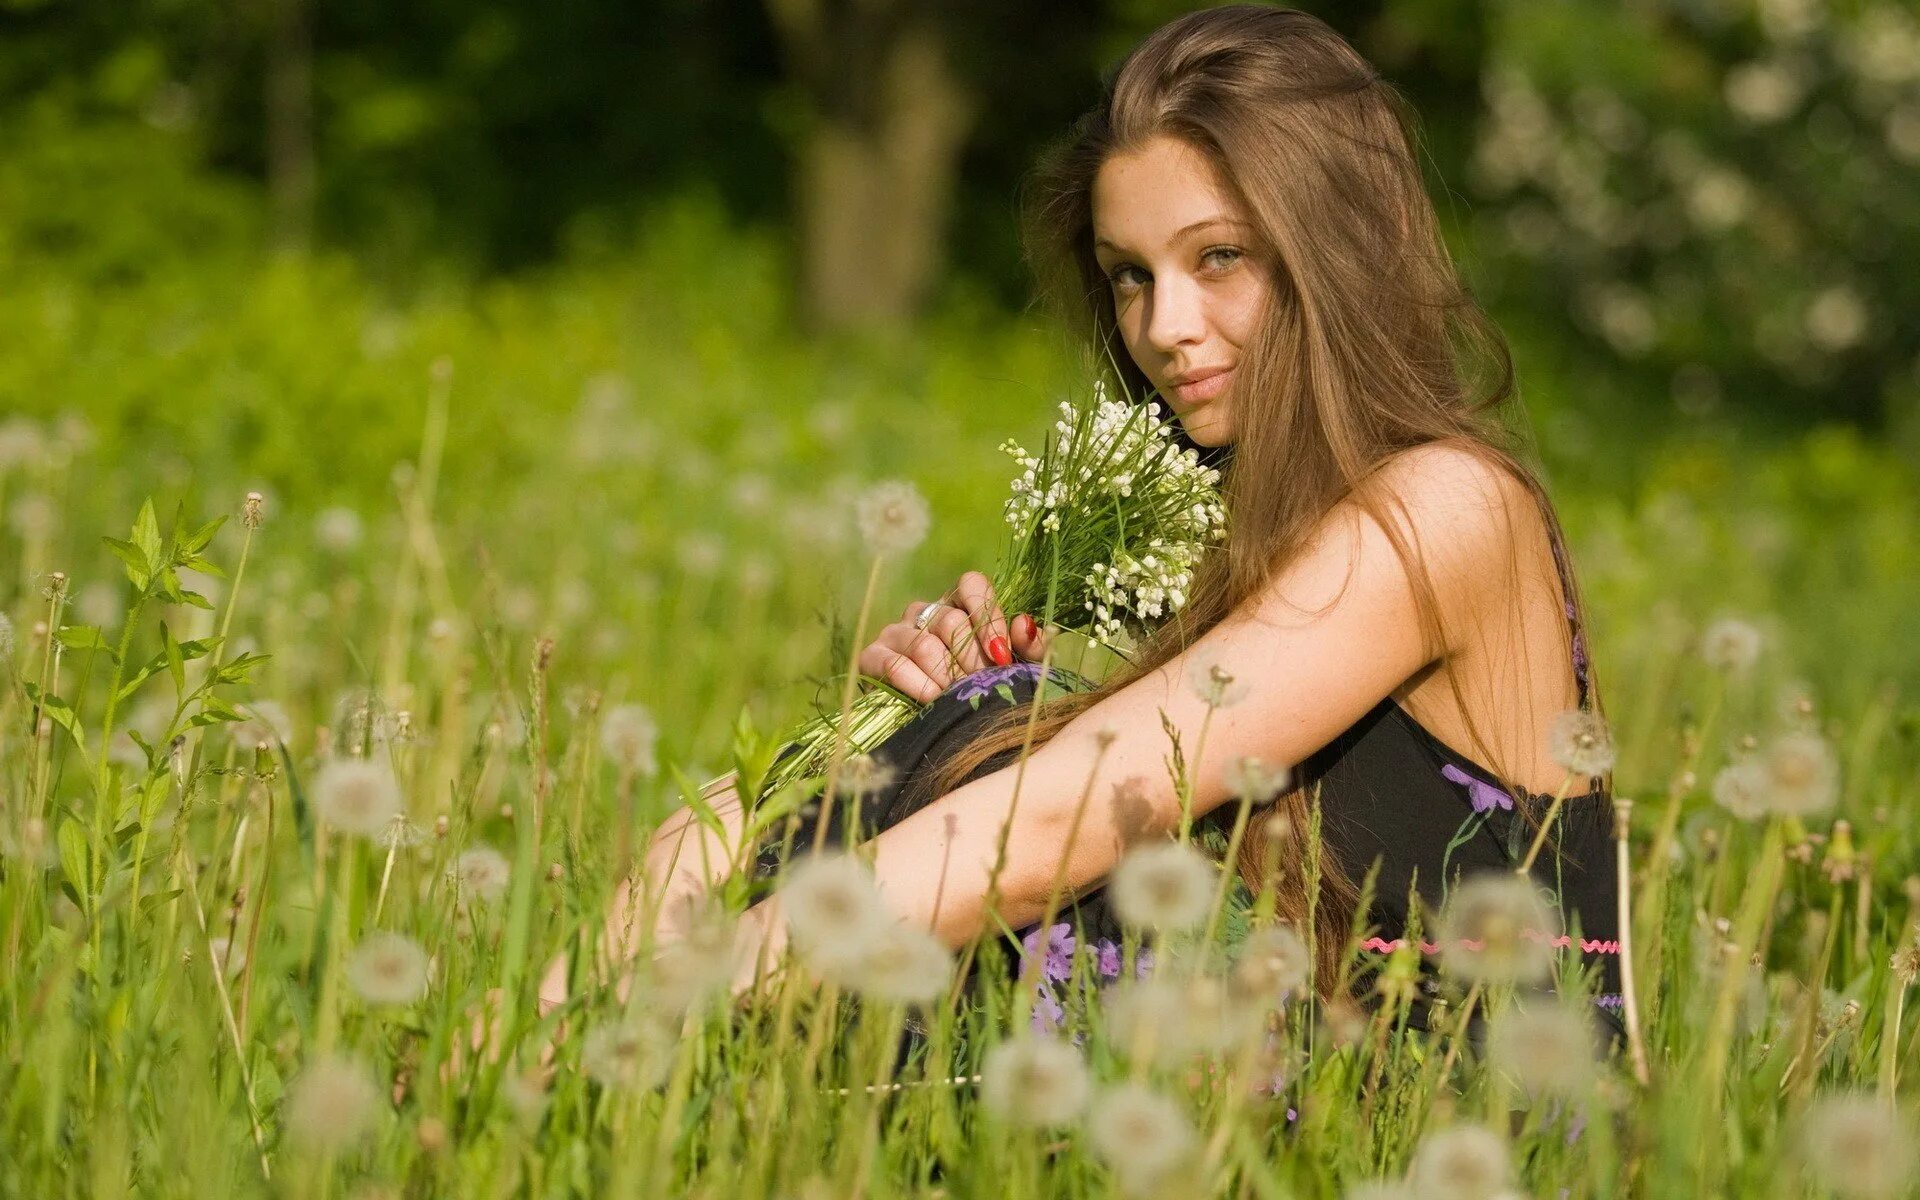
[1514,770,1576,877]
[1611,797,1651,1086]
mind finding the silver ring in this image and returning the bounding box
[912,601,948,632]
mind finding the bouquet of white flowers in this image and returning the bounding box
[757,378,1227,803]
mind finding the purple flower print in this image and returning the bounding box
[1093,937,1153,980]
[951,661,1047,703]
[1020,922,1077,983]
[1030,986,1066,1034]
[1440,763,1514,813]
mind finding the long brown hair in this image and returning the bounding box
[927,6,1611,993]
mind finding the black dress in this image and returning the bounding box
[752,518,1623,1043]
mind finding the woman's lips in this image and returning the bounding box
[1170,367,1233,406]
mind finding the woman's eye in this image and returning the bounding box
[1107,264,1146,290]
[1202,246,1243,271]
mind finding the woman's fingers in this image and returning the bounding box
[1010,612,1052,661]
[857,625,948,704]
[951,571,1013,667]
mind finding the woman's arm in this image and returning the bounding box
[731,446,1521,970]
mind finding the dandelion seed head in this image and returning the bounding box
[346,931,430,1005]
[1410,1125,1511,1200]
[1487,1001,1595,1097]
[836,753,898,799]
[312,758,404,838]
[1436,874,1559,986]
[599,703,659,775]
[580,1016,675,1091]
[836,920,952,1004]
[1109,841,1216,933]
[313,506,364,553]
[979,1035,1092,1129]
[1711,757,1771,821]
[855,480,932,558]
[285,1055,382,1152]
[1798,1091,1916,1200]
[449,845,511,901]
[779,853,890,972]
[1761,730,1840,817]
[1230,924,1309,1006]
[1227,755,1292,805]
[652,908,740,1013]
[1185,651,1249,709]
[1700,617,1763,673]
[1086,1083,1198,1193]
[1548,708,1616,777]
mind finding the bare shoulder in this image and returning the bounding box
[1351,440,1536,568]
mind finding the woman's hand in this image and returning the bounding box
[856,571,1053,704]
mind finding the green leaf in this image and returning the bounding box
[139,888,183,913]
[182,515,227,555]
[21,683,88,754]
[56,818,91,912]
[130,499,162,574]
[671,764,727,840]
[102,536,151,591]
[178,554,226,579]
[161,622,186,696]
[55,624,116,660]
[213,652,271,687]
[117,637,220,705]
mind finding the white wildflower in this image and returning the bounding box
[979,1036,1091,1129]
[1410,1125,1511,1200]
[837,920,952,1005]
[1226,755,1291,804]
[313,506,365,554]
[1086,1083,1198,1194]
[778,853,892,973]
[1700,617,1763,673]
[1230,924,1310,1007]
[1711,757,1771,821]
[346,932,430,1005]
[599,703,659,775]
[1548,708,1616,776]
[1187,650,1249,709]
[1798,1091,1915,1200]
[580,1016,676,1091]
[1436,874,1560,986]
[1486,1000,1595,1096]
[284,1055,382,1152]
[1760,730,1840,816]
[855,480,931,558]
[1109,841,1216,933]
[312,758,403,837]
[449,845,511,902]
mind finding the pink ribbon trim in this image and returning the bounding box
[1359,934,1621,955]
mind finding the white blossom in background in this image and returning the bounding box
[1230,924,1310,1006]
[284,1056,382,1152]
[1805,285,1869,352]
[855,480,932,558]
[1700,617,1763,673]
[449,846,511,902]
[1226,755,1292,805]
[778,853,892,974]
[1436,874,1561,986]
[312,758,403,837]
[600,703,659,776]
[313,506,365,554]
[581,1016,676,1091]
[1086,1083,1198,1195]
[347,932,430,1005]
[1712,757,1771,821]
[979,1036,1091,1129]
[1549,708,1616,776]
[1110,841,1216,933]
[1797,1091,1916,1200]
[1409,1125,1512,1200]
[837,921,952,1005]
[1487,1000,1597,1097]
[1760,729,1840,816]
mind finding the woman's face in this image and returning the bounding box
[1092,135,1271,447]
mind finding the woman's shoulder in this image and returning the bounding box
[1340,440,1540,580]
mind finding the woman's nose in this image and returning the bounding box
[1143,274,1207,353]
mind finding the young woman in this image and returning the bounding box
[546,4,1622,1039]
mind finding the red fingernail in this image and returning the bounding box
[1014,614,1036,641]
[987,635,1012,666]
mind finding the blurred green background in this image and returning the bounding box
[1,0,1916,786]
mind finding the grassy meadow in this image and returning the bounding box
[3,177,1920,1198]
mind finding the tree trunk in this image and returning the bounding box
[767,0,977,335]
